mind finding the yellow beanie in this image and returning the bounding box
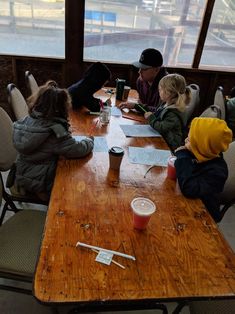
[189,117,232,162]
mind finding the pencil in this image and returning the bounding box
[136,103,147,113]
[91,249,125,269]
[99,99,104,109]
[88,119,99,136]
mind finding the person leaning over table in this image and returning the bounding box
[67,61,112,112]
[174,117,233,223]
[144,73,191,152]
[12,80,94,202]
[118,48,168,113]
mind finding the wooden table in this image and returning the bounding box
[34,89,235,309]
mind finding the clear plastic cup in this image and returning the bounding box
[131,197,156,230]
[99,106,111,124]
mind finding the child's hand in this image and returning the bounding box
[144,112,152,119]
[118,102,135,110]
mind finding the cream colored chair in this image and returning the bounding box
[25,70,39,95]
[214,86,226,120]
[200,86,226,120]
[200,104,222,118]
[7,83,28,120]
[0,107,48,225]
[185,83,200,126]
[0,174,46,294]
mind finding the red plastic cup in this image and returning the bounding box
[131,197,156,230]
[167,156,177,180]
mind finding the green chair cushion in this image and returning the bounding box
[0,210,46,278]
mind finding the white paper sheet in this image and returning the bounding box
[128,146,171,166]
[111,106,122,117]
[120,124,161,137]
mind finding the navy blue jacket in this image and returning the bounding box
[175,149,228,222]
[68,62,111,112]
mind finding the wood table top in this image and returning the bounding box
[34,89,235,307]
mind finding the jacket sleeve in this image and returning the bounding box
[51,135,94,159]
[174,149,227,199]
[148,111,180,134]
[83,96,101,112]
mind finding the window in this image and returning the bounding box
[84,0,206,67]
[0,0,65,58]
[1,0,235,70]
[84,0,235,70]
[201,0,235,69]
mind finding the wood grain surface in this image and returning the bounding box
[34,89,235,306]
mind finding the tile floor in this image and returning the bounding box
[1,172,235,313]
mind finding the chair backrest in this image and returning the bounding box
[0,107,17,171]
[25,70,39,95]
[200,104,222,119]
[200,86,226,120]
[185,83,200,125]
[7,83,28,120]
[219,141,235,204]
[214,86,226,120]
[0,173,2,207]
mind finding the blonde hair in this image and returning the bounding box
[159,73,191,111]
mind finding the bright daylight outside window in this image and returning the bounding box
[0,0,65,58]
[200,0,235,70]
[84,0,207,67]
[84,0,235,70]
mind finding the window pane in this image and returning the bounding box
[84,0,206,67]
[0,0,65,58]
[201,0,235,70]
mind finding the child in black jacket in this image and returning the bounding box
[68,62,112,112]
[174,117,232,222]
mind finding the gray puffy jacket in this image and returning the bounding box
[13,111,94,196]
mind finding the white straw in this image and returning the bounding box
[76,241,136,261]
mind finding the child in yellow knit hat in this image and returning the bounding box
[174,117,232,222]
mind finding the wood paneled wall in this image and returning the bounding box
[1,54,235,121]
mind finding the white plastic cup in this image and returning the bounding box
[131,197,156,230]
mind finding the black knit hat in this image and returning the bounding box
[133,48,163,69]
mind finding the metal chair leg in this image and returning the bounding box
[172,301,188,314]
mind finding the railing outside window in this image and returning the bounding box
[84,0,235,70]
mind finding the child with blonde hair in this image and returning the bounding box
[145,73,191,151]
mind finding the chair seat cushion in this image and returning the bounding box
[0,210,46,278]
